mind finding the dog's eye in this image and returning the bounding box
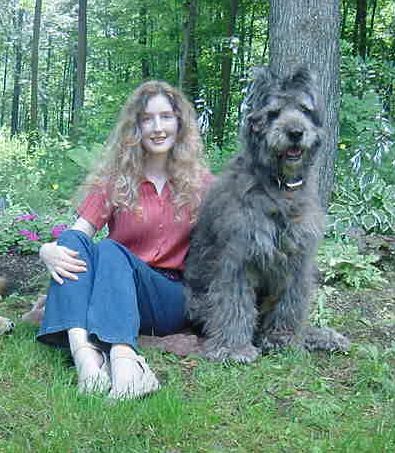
[301,105,313,115]
[267,110,280,121]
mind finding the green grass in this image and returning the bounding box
[1,319,394,452]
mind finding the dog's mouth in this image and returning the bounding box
[285,147,303,160]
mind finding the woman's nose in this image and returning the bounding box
[153,115,163,131]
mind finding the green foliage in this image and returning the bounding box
[0,134,83,213]
[331,53,395,235]
[0,205,73,255]
[317,238,387,290]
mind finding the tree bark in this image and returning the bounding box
[72,0,87,133]
[353,0,367,59]
[43,35,52,132]
[179,0,199,101]
[139,4,150,79]
[10,7,24,137]
[1,44,9,127]
[213,0,238,147]
[269,0,341,209]
[29,0,42,146]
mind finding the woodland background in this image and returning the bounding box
[0,0,393,235]
[0,1,394,451]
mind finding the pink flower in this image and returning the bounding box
[51,224,69,238]
[19,229,40,241]
[16,213,38,222]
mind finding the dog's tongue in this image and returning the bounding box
[286,148,302,158]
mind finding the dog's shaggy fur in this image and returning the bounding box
[185,67,350,363]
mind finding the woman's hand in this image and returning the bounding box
[39,242,87,285]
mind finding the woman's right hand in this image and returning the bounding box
[39,242,87,285]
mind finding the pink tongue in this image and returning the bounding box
[287,148,301,157]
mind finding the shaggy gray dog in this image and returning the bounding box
[185,67,350,363]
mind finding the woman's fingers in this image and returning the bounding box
[59,247,87,267]
[50,271,64,285]
[54,266,80,281]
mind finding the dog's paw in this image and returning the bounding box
[228,344,260,363]
[258,332,298,353]
[203,342,259,364]
[303,327,350,352]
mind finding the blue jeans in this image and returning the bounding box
[37,230,188,350]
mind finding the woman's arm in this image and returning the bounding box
[39,217,96,285]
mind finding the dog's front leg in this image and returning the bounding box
[200,273,260,364]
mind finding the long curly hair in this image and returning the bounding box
[78,80,207,220]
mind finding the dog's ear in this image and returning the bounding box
[241,66,274,121]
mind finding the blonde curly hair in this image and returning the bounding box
[79,81,208,220]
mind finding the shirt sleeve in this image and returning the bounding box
[76,188,113,231]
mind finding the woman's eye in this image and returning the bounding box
[161,113,175,120]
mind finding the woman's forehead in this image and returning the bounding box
[144,94,174,113]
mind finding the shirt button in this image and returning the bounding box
[159,224,163,230]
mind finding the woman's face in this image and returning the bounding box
[140,94,179,156]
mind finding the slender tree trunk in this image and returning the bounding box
[29,0,42,146]
[353,0,367,59]
[139,4,150,79]
[213,0,238,147]
[269,0,341,209]
[10,7,24,137]
[59,54,69,134]
[0,45,9,127]
[367,0,377,54]
[72,0,87,134]
[179,0,199,101]
[43,35,52,132]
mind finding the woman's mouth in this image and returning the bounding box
[151,136,166,144]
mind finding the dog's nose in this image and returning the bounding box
[287,129,303,142]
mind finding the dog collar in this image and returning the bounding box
[277,178,304,191]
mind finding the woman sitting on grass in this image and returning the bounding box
[37,81,212,399]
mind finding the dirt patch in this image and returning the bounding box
[0,252,48,296]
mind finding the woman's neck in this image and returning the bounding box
[143,155,169,195]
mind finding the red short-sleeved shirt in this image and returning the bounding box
[76,176,213,271]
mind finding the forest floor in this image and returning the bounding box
[0,242,394,452]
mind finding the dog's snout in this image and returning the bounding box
[287,128,303,142]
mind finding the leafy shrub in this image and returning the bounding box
[317,238,387,290]
[0,134,84,213]
[0,206,73,255]
[330,78,395,235]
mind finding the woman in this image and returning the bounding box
[38,81,212,399]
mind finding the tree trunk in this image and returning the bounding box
[213,0,238,147]
[353,0,367,59]
[269,0,341,209]
[10,7,24,137]
[43,35,52,132]
[139,4,150,79]
[0,44,9,127]
[29,0,42,146]
[72,0,87,134]
[179,0,199,101]
[368,0,377,54]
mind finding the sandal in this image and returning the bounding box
[72,344,111,395]
[109,349,160,400]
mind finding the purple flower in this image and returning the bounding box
[51,224,69,238]
[19,229,40,241]
[16,213,38,222]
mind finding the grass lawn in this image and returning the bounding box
[0,266,394,452]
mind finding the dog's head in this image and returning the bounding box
[242,66,324,190]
